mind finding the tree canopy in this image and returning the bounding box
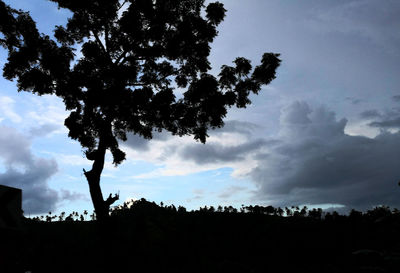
[0,0,281,220]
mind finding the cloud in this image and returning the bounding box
[60,189,88,202]
[122,120,267,179]
[212,120,259,136]
[0,126,84,214]
[218,186,247,199]
[308,0,400,55]
[122,120,258,153]
[179,139,266,165]
[369,118,400,129]
[366,107,400,130]
[345,97,363,105]
[0,160,59,214]
[393,95,400,102]
[123,130,171,152]
[360,109,381,119]
[248,101,400,210]
[120,99,400,211]
[29,123,61,138]
[0,96,22,123]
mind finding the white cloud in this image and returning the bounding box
[0,96,22,123]
[121,121,266,180]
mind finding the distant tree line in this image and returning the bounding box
[19,198,400,273]
[26,198,400,224]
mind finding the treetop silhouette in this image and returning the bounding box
[0,0,281,220]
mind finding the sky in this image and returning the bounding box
[1,0,400,216]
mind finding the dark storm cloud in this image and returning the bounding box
[369,118,400,129]
[0,126,83,214]
[0,161,59,214]
[366,107,400,129]
[360,109,381,119]
[249,102,400,210]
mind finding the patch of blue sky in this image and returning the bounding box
[31,134,80,158]
[101,166,253,211]
[0,161,6,173]
[4,0,71,35]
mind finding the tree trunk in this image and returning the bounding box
[86,170,108,221]
[83,139,118,221]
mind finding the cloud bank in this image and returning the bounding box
[249,102,400,210]
[0,126,83,214]
[122,101,400,210]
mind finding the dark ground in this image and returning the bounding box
[2,200,400,273]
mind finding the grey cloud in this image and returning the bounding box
[123,133,152,152]
[123,130,171,152]
[0,126,84,214]
[60,189,88,202]
[360,109,381,119]
[308,0,400,55]
[180,139,266,165]
[367,107,400,129]
[123,120,258,153]
[0,127,32,166]
[280,101,312,125]
[0,158,59,214]
[249,102,400,210]
[369,118,400,129]
[178,120,264,165]
[393,95,400,102]
[214,0,400,128]
[345,97,363,105]
[279,102,347,140]
[186,195,203,203]
[218,186,247,199]
[29,123,60,137]
[210,120,259,136]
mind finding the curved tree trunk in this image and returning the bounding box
[84,139,118,221]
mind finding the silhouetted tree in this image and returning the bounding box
[265,205,275,215]
[0,0,280,220]
[285,207,292,217]
[276,207,284,216]
[308,208,322,220]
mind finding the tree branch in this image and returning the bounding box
[91,30,108,57]
[105,193,119,207]
[115,50,128,65]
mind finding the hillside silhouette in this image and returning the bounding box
[2,199,400,273]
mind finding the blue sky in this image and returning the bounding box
[1,0,400,216]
